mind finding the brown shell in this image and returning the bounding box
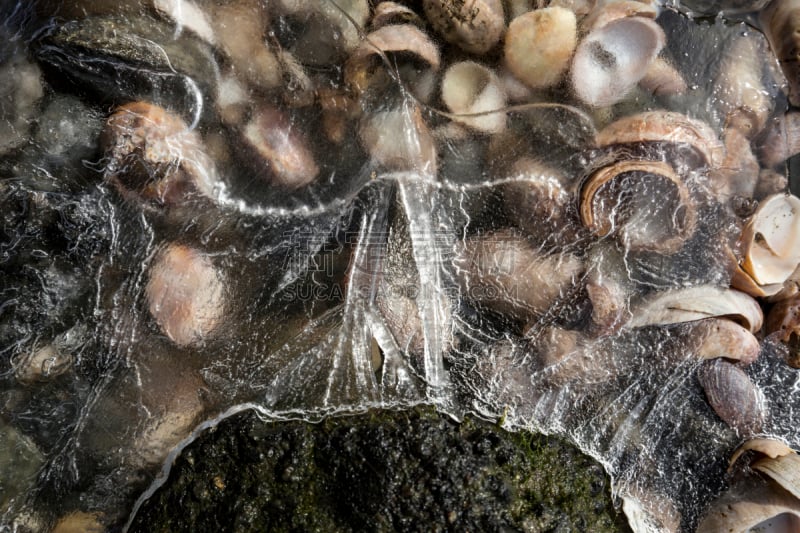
[761,0,800,107]
[729,438,795,472]
[698,358,765,437]
[580,159,696,253]
[422,0,505,55]
[595,111,724,168]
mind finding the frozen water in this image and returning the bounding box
[1,1,799,532]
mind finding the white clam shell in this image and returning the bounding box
[441,61,506,133]
[571,16,665,107]
[627,286,764,332]
[742,194,800,286]
[690,318,761,365]
[504,7,577,90]
[730,438,796,472]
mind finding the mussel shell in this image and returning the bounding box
[698,358,765,436]
[35,16,218,124]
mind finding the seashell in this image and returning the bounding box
[216,73,251,125]
[621,490,681,533]
[52,511,104,533]
[345,24,441,94]
[580,158,697,253]
[504,8,577,90]
[0,37,43,156]
[453,229,584,320]
[152,0,215,44]
[36,15,217,123]
[548,0,597,17]
[423,0,505,55]
[688,317,761,365]
[755,169,790,201]
[713,33,773,137]
[243,105,320,188]
[273,0,370,66]
[758,111,800,169]
[276,49,316,108]
[358,106,437,174]
[752,453,800,499]
[530,327,615,385]
[595,111,724,168]
[741,194,800,286]
[145,243,225,348]
[766,293,800,366]
[760,0,800,107]
[371,1,424,29]
[627,286,764,332]
[100,101,219,205]
[638,57,688,97]
[697,358,765,436]
[441,61,507,133]
[697,473,800,532]
[754,452,800,501]
[707,126,760,202]
[730,438,796,472]
[209,1,281,91]
[318,88,358,144]
[12,327,84,384]
[582,0,658,31]
[570,16,665,108]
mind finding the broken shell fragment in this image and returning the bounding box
[697,358,765,436]
[580,158,696,253]
[570,16,665,108]
[243,105,320,188]
[582,0,658,30]
[753,452,800,500]
[504,8,577,90]
[423,0,505,55]
[627,286,764,332]
[766,293,800,366]
[697,473,800,532]
[145,243,225,347]
[453,230,583,320]
[741,194,800,286]
[441,61,506,133]
[100,101,218,204]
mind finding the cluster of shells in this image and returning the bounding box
[7,0,800,530]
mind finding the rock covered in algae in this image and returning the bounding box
[129,408,630,532]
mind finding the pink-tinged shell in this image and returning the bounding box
[145,244,225,347]
[698,358,765,436]
[453,229,583,320]
[690,318,761,366]
[570,16,665,107]
[504,8,577,90]
[423,0,505,55]
[243,106,319,188]
[595,111,724,168]
[101,101,218,205]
